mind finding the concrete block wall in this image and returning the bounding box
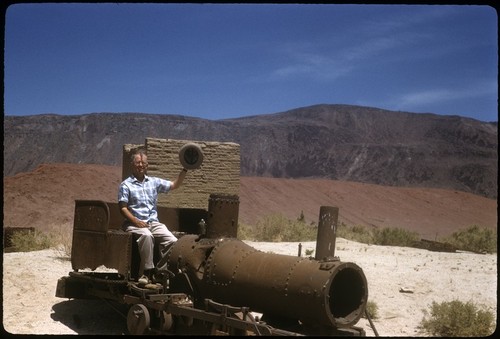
[123,138,240,210]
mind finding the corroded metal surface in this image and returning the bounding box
[168,234,368,328]
[71,200,132,277]
[206,193,239,239]
[55,139,369,335]
[315,206,339,260]
[58,199,368,335]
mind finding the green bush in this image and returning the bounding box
[239,213,317,242]
[372,227,419,247]
[419,299,494,336]
[337,223,419,247]
[9,229,55,252]
[337,223,374,244]
[255,213,289,241]
[238,213,495,256]
[441,225,497,254]
[364,300,379,319]
[304,248,315,256]
[8,226,72,258]
[237,222,255,241]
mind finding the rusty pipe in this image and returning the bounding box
[168,235,368,328]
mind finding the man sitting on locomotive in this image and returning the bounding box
[118,148,187,285]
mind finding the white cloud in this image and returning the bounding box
[402,80,496,106]
[384,79,498,113]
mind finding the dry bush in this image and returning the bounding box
[252,213,317,242]
[50,224,73,259]
[8,224,72,259]
[441,225,497,253]
[9,229,54,252]
[419,299,495,336]
[364,300,379,319]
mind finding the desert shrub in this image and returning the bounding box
[51,225,73,258]
[257,213,293,241]
[419,299,494,336]
[237,222,255,240]
[372,227,419,247]
[441,225,497,254]
[304,248,315,256]
[8,225,73,258]
[337,224,419,247]
[297,210,305,222]
[9,229,55,252]
[337,223,374,244]
[239,215,496,255]
[248,213,317,242]
[364,300,379,319]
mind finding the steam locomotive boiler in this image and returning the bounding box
[55,142,369,336]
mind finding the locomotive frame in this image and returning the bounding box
[55,142,370,336]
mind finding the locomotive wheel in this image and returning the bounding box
[160,311,174,332]
[175,314,194,327]
[127,304,150,335]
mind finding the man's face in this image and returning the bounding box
[132,154,148,177]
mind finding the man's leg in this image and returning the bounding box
[149,221,178,256]
[124,225,155,277]
[148,222,177,284]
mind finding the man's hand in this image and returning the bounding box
[120,203,149,228]
[134,219,149,228]
[171,168,187,190]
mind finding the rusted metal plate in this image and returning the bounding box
[73,200,109,232]
[71,200,133,277]
[206,194,239,239]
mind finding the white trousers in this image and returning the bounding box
[123,221,177,273]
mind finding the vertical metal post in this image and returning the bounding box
[315,206,339,261]
[206,194,239,239]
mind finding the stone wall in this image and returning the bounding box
[122,138,240,210]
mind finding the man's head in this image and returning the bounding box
[131,149,148,179]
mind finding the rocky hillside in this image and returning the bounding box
[3,104,497,198]
[3,163,497,239]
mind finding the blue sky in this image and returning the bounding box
[4,3,498,122]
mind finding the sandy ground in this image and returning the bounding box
[2,238,497,336]
[2,163,497,336]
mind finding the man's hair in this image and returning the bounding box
[130,148,147,163]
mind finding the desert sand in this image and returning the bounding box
[2,163,497,335]
[2,238,497,336]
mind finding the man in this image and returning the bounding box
[118,148,187,285]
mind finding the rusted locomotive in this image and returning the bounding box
[55,142,369,336]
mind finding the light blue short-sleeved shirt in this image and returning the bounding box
[118,175,172,223]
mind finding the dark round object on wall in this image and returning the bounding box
[179,142,204,170]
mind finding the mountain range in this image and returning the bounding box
[3,104,498,199]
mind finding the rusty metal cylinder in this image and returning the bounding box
[206,193,239,239]
[315,206,339,260]
[168,235,368,328]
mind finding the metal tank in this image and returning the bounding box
[166,199,368,330]
[167,235,368,329]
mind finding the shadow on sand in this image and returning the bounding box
[51,299,129,335]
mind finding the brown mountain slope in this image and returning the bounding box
[4,105,498,199]
[3,163,497,240]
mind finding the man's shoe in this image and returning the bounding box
[138,274,149,285]
[145,283,161,290]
